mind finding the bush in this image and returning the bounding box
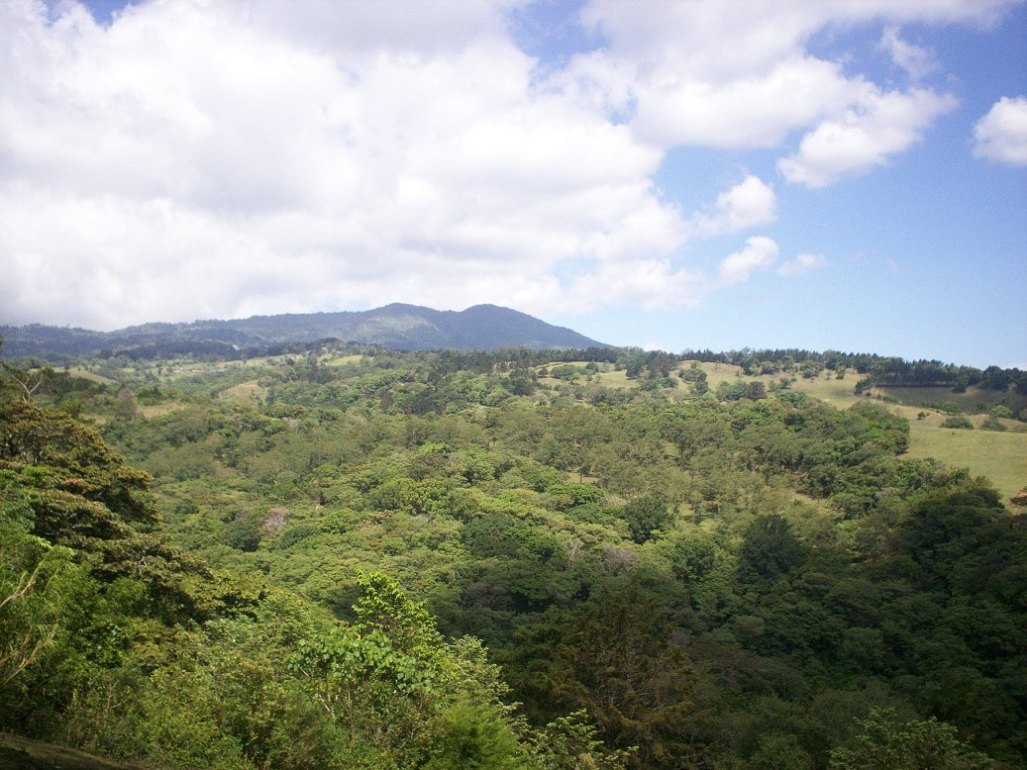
[979,416,1006,432]
[941,416,973,430]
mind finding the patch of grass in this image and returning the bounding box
[164,363,229,377]
[687,360,743,389]
[681,361,862,408]
[521,359,1027,504]
[591,369,634,389]
[219,380,268,403]
[66,368,117,386]
[907,422,1027,502]
[137,402,186,418]
[786,372,861,409]
[322,354,366,367]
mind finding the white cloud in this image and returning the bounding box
[778,253,827,277]
[777,87,957,187]
[879,26,938,81]
[694,175,776,236]
[571,0,1007,151]
[563,260,703,312]
[627,56,855,149]
[245,0,519,55]
[581,0,1012,66]
[716,236,779,286]
[0,0,1020,330]
[0,0,687,329]
[973,96,1027,166]
[568,0,1010,191]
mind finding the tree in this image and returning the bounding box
[0,398,158,541]
[747,381,767,400]
[0,527,76,691]
[529,710,634,770]
[830,709,994,769]
[505,369,537,396]
[621,496,672,544]
[507,584,696,769]
[739,515,804,581]
[290,573,546,768]
[0,362,44,401]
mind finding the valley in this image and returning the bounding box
[2,338,1024,769]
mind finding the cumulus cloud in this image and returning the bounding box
[777,87,957,187]
[693,176,777,236]
[568,1,1004,191]
[879,26,938,81]
[0,0,687,328]
[0,0,1019,329]
[973,96,1027,166]
[716,237,779,286]
[571,0,999,152]
[563,260,704,312]
[778,253,827,277]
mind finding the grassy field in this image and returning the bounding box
[322,353,366,367]
[590,368,634,389]
[67,367,117,386]
[579,360,866,403]
[686,361,862,408]
[136,402,185,418]
[219,379,268,403]
[907,423,1027,502]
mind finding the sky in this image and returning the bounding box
[1,0,1025,368]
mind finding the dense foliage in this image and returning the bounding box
[2,343,1024,769]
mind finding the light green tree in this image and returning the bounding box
[830,709,994,770]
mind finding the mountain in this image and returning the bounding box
[0,304,608,359]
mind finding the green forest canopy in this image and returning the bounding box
[2,341,1025,769]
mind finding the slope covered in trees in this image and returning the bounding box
[2,342,1024,769]
[0,304,606,359]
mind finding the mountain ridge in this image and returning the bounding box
[0,304,608,358]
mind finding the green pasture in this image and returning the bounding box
[906,423,1027,502]
[219,379,268,403]
[684,361,862,408]
[322,353,366,366]
[66,367,117,385]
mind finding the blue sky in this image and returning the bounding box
[2,0,1025,367]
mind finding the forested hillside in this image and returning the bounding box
[2,342,1025,769]
[0,304,606,359]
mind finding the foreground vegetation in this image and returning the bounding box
[2,342,1025,769]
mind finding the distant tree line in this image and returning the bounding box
[5,329,1025,399]
[678,348,1026,394]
